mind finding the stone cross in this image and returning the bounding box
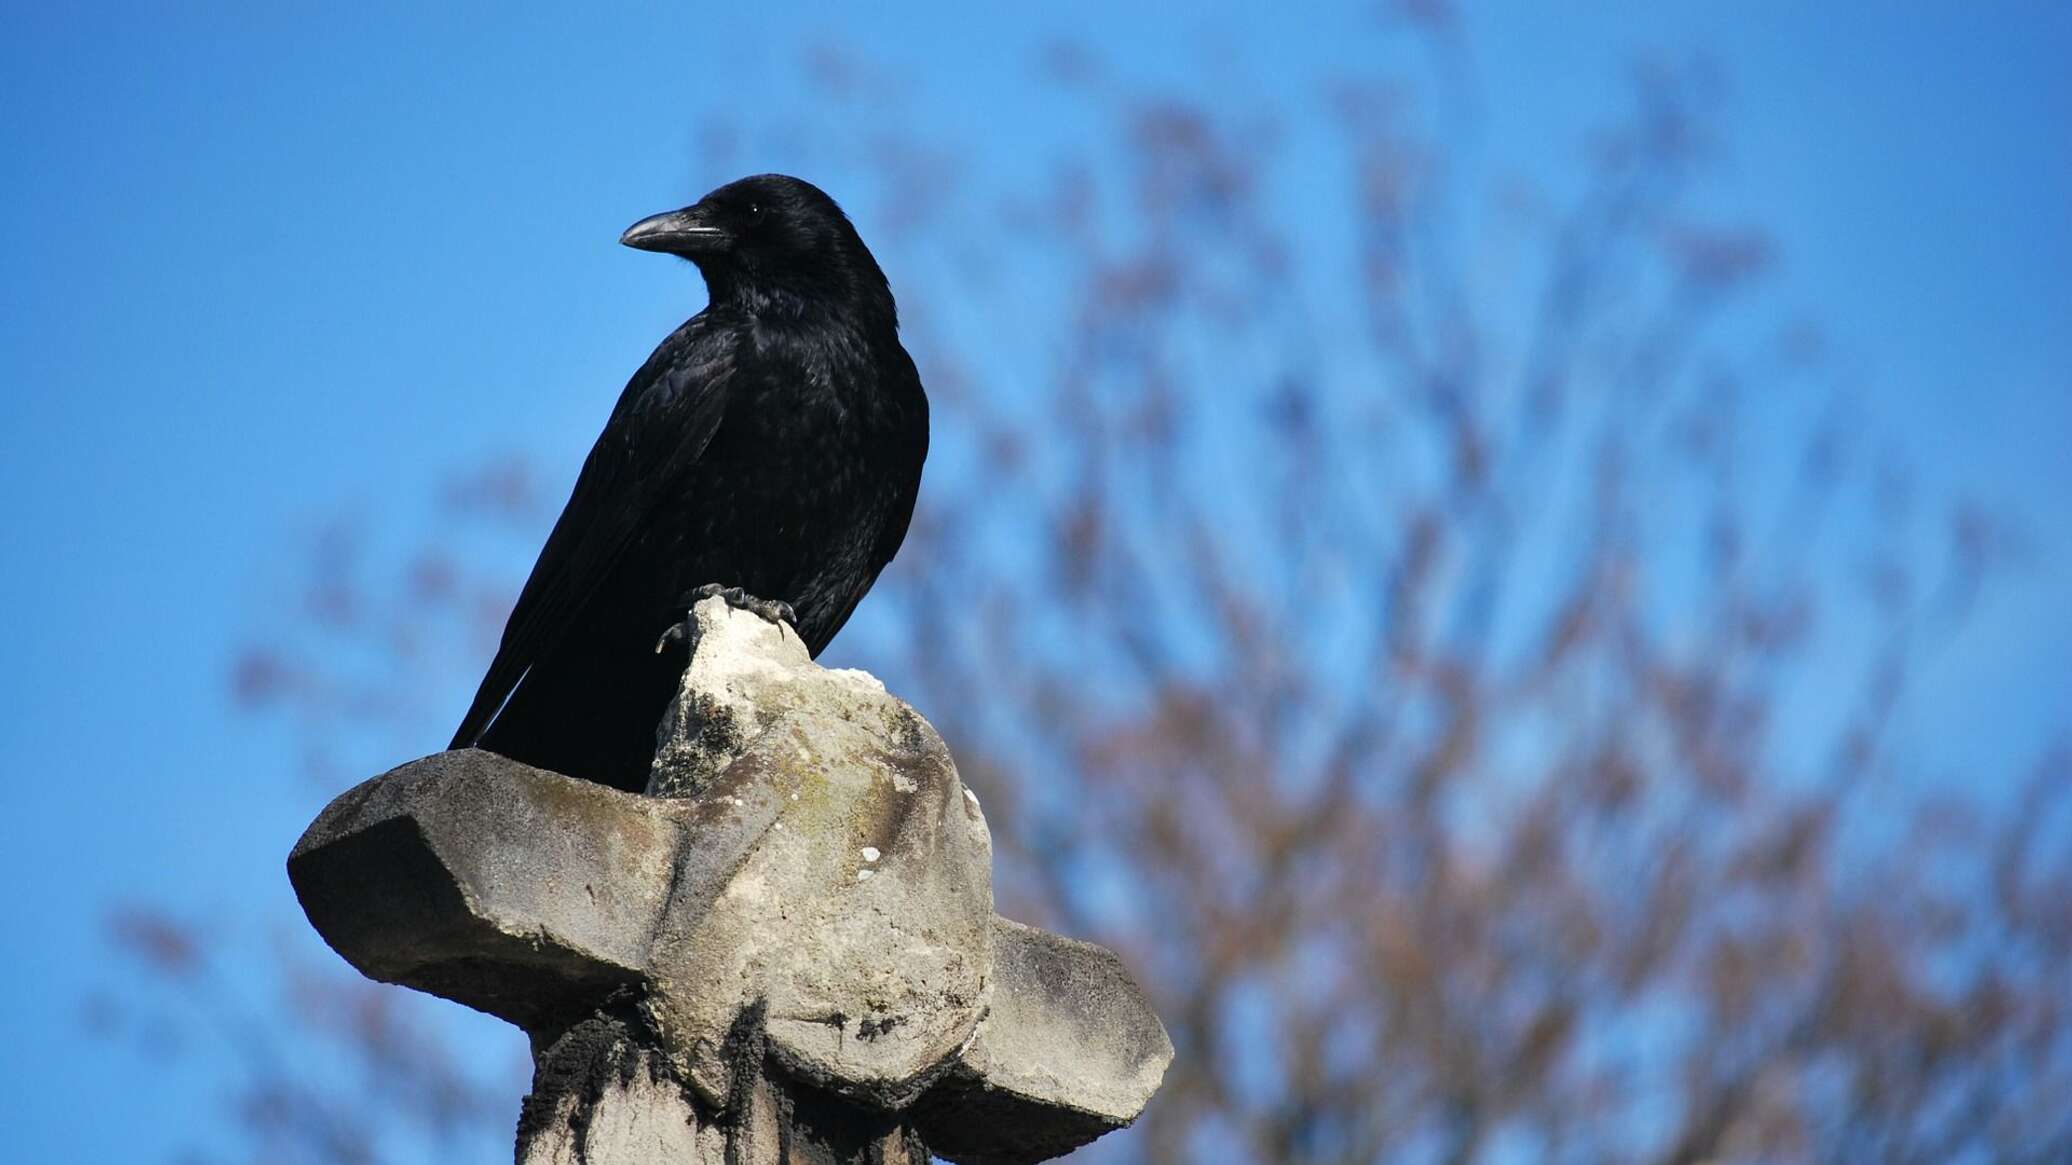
[288,598,1172,1164]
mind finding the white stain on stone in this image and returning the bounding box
[856,868,876,881]
[861,847,880,863]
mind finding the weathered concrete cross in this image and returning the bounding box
[289,598,1171,1164]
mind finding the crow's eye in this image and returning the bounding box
[745,202,764,222]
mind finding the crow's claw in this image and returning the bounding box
[653,621,689,654]
[657,584,798,650]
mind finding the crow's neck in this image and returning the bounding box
[703,269,897,336]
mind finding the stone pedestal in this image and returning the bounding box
[288,598,1171,1164]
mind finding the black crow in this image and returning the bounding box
[450,174,928,792]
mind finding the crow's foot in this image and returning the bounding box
[655,584,798,654]
[686,583,797,628]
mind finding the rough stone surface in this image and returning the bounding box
[287,748,683,1029]
[516,1010,722,1165]
[916,919,1177,1165]
[514,1007,927,1165]
[288,597,1171,1164]
[646,704,994,1111]
[643,599,995,1110]
[647,598,888,799]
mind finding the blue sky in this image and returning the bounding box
[2,3,2066,1160]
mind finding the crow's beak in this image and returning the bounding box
[619,206,730,255]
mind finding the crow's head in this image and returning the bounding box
[620,174,893,322]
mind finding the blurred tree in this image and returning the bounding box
[105,17,2072,1165]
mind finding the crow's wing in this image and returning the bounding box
[450,315,736,749]
[794,346,930,654]
[867,347,929,567]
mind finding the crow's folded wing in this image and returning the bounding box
[450,315,735,749]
